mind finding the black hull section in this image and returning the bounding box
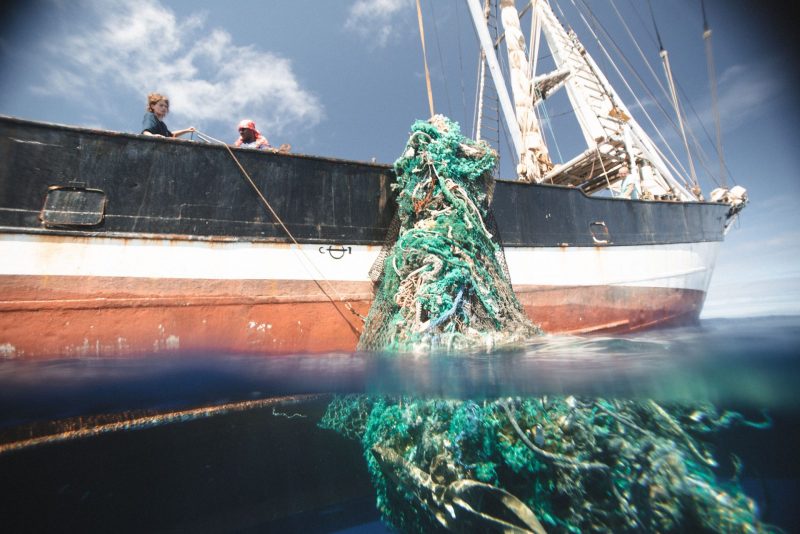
[0,116,729,246]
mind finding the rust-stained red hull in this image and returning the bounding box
[514,284,706,334]
[0,275,704,359]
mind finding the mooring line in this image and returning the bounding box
[194,130,365,335]
[0,396,314,455]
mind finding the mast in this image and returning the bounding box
[465,0,524,164]
[536,0,694,199]
[702,0,727,189]
[499,0,552,182]
[465,0,696,200]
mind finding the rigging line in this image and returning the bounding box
[700,0,709,31]
[645,0,700,189]
[528,0,550,165]
[551,0,570,30]
[479,0,505,157]
[575,0,692,182]
[473,0,492,141]
[498,106,516,179]
[607,0,727,188]
[193,129,365,336]
[663,50,737,187]
[528,0,539,89]
[686,130,718,189]
[624,0,730,185]
[608,0,669,110]
[473,48,486,140]
[645,0,665,52]
[674,67,736,185]
[543,107,576,119]
[455,1,469,122]
[661,45,700,189]
[416,0,436,118]
[625,0,657,49]
[0,397,305,455]
[646,135,696,194]
[570,0,693,187]
[702,0,727,188]
[492,0,535,49]
[494,2,516,179]
[593,143,615,198]
[609,0,718,186]
[428,0,452,117]
[626,0,724,187]
[683,110,723,189]
[537,92,564,163]
[491,1,534,49]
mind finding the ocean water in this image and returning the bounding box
[0,315,798,533]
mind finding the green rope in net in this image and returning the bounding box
[321,117,775,533]
[321,395,773,533]
[357,115,541,353]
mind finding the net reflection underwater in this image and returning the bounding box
[0,118,797,533]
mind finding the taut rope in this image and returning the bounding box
[194,130,365,335]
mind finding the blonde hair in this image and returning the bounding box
[146,92,169,112]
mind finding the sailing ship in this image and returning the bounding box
[0,0,746,359]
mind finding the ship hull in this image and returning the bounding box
[0,235,718,358]
[0,116,731,358]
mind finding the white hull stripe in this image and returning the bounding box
[0,234,718,292]
[504,241,720,292]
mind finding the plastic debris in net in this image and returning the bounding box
[320,396,774,533]
[358,115,541,353]
[321,117,774,533]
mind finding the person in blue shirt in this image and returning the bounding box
[141,92,195,139]
[618,165,640,199]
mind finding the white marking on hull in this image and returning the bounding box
[504,242,720,292]
[0,343,17,359]
[0,234,380,282]
[0,233,720,292]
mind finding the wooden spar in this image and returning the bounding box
[464,0,524,164]
[499,0,550,182]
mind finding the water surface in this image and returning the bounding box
[1,316,798,532]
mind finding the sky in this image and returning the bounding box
[0,0,798,319]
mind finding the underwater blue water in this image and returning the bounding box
[0,315,798,532]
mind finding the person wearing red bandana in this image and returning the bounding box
[234,119,271,150]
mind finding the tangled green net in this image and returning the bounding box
[358,115,540,352]
[321,117,775,533]
[321,395,773,533]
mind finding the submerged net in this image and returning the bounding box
[321,395,773,533]
[321,117,774,533]
[358,115,541,352]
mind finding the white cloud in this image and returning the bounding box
[345,0,413,48]
[712,63,781,129]
[35,0,323,134]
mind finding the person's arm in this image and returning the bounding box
[172,127,196,138]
